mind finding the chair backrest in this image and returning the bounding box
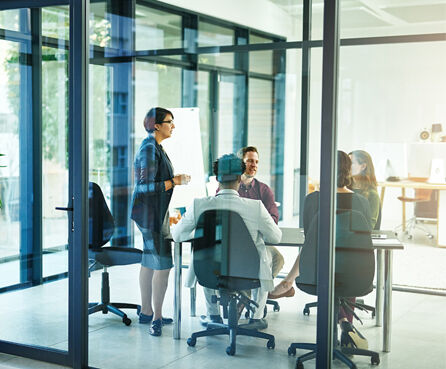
[414,189,437,219]
[192,209,260,291]
[297,208,375,298]
[89,182,114,249]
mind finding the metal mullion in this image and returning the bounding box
[247,71,275,80]
[0,341,69,366]
[182,13,198,107]
[69,0,89,367]
[299,0,312,226]
[42,35,69,50]
[18,8,33,285]
[198,63,245,75]
[0,0,69,10]
[0,28,31,42]
[272,48,286,220]
[316,0,340,368]
[30,7,43,285]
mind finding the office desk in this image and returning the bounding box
[379,180,446,246]
[172,228,403,353]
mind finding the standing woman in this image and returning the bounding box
[131,107,190,336]
[349,150,380,229]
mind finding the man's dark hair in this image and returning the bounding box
[143,107,174,133]
[239,146,259,159]
[213,154,246,183]
[337,150,352,188]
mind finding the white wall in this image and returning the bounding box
[158,1,446,227]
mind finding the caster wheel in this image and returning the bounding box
[273,305,280,312]
[245,311,250,319]
[187,337,196,347]
[226,345,235,356]
[372,311,376,318]
[123,317,131,326]
[263,306,268,318]
[296,361,304,369]
[407,234,413,240]
[428,234,434,240]
[288,346,296,356]
[267,339,275,349]
[303,307,310,316]
[371,354,380,365]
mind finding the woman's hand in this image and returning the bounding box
[173,174,191,186]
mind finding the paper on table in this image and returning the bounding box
[372,238,402,246]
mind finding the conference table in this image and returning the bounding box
[379,180,446,246]
[172,227,403,353]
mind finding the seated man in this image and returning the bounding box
[172,154,282,330]
[237,146,293,298]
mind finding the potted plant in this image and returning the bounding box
[0,153,5,209]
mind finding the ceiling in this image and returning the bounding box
[269,0,446,30]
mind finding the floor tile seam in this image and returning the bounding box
[155,344,209,369]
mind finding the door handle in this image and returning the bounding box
[56,199,74,231]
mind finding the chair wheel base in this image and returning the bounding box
[187,337,196,347]
[371,353,380,365]
[267,339,275,349]
[226,345,235,356]
[122,316,131,326]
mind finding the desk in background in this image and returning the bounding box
[379,180,446,247]
[172,227,403,353]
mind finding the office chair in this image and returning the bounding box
[186,209,275,356]
[88,182,142,326]
[303,204,382,319]
[396,189,436,240]
[288,209,380,369]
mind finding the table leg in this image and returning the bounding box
[190,286,196,317]
[173,242,182,340]
[383,250,393,352]
[401,187,406,232]
[375,249,384,327]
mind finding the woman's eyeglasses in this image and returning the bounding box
[161,120,174,125]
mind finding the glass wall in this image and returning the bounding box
[1,1,445,368]
[0,5,70,355]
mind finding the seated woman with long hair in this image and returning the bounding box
[270,151,372,349]
[349,150,380,229]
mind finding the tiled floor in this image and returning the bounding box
[0,260,445,369]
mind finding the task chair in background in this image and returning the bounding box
[288,209,380,369]
[186,209,275,356]
[397,188,436,240]
[88,182,142,326]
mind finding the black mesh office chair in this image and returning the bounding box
[88,182,142,326]
[186,209,275,356]
[303,204,382,319]
[288,209,380,369]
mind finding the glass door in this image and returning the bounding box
[0,3,83,366]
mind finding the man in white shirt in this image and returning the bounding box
[171,154,282,330]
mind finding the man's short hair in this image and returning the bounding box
[239,146,259,159]
[213,154,246,183]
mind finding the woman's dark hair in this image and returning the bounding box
[349,150,377,193]
[143,107,174,133]
[337,150,352,188]
[213,154,246,183]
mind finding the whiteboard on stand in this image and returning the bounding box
[162,107,207,209]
